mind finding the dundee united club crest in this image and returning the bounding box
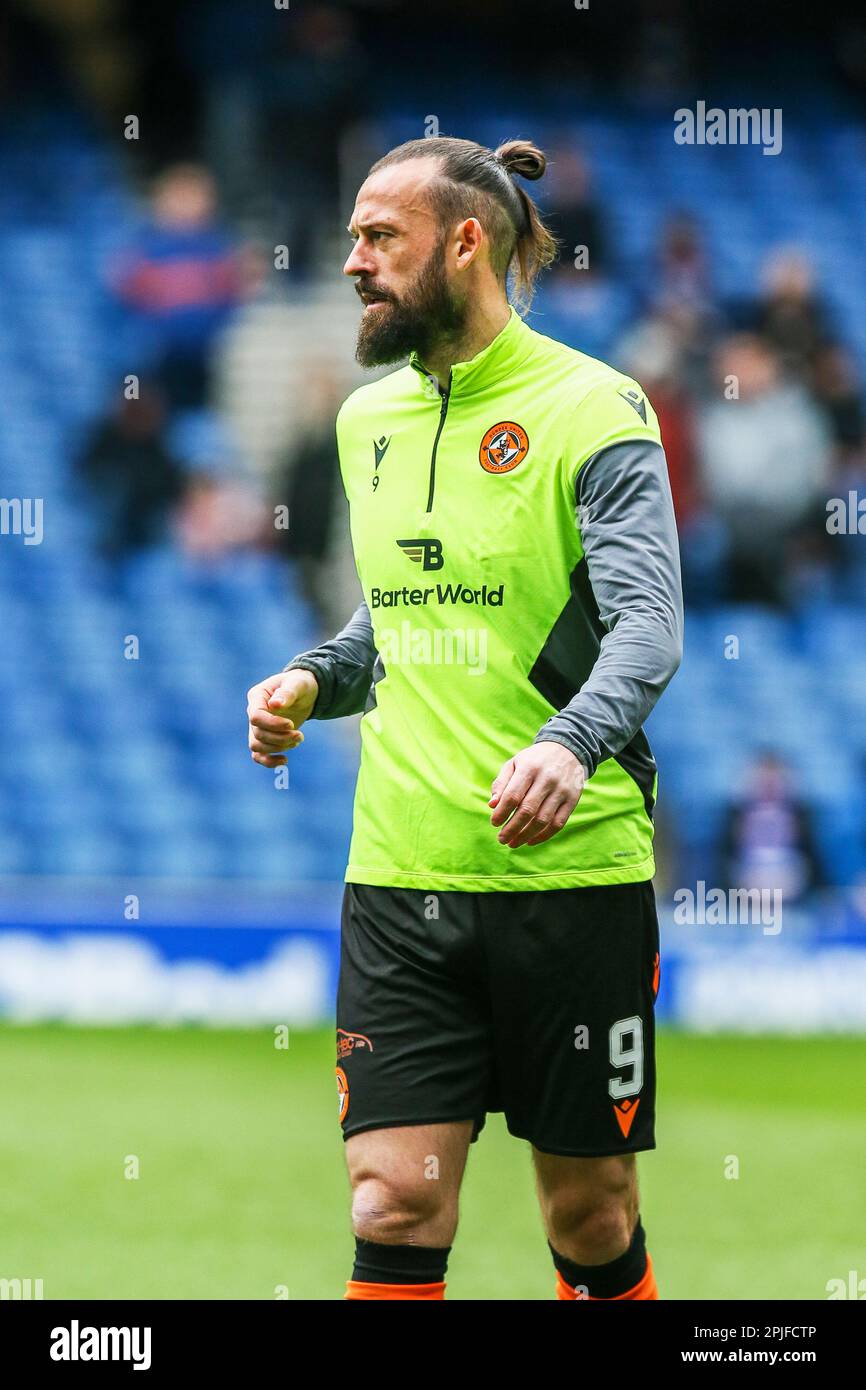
[479,421,530,473]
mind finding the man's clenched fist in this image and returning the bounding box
[247,669,319,768]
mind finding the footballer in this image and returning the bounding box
[247,135,683,1300]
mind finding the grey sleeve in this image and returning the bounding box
[533,439,684,778]
[282,600,377,720]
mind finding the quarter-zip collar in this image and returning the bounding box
[408,305,534,399]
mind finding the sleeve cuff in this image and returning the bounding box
[532,730,594,780]
[281,658,327,718]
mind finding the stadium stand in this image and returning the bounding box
[1,108,865,893]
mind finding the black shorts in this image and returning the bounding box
[335,879,660,1157]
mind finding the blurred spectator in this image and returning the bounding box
[697,334,831,604]
[272,365,345,628]
[719,752,824,903]
[753,248,833,382]
[812,342,866,457]
[113,164,250,410]
[817,363,866,598]
[175,477,265,559]
[258,4,366,277]
[533,146,634,359]
[654,213,713,318]
[645,216,721,396]
[79,386,185,556]
[177,0,278,217]
[544,146,610,275]
[169,408,266,559]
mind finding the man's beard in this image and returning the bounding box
[355,240,468,369]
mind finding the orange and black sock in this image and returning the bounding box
[550,1217,658,1300]
[345,1237,450,1300]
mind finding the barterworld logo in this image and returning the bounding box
[396,537,444,570]
[378,620,488,674]
[371,582,503,608]
[50,1320,152,1370]
[674,101,783,156]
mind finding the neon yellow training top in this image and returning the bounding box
[286,306,683,891]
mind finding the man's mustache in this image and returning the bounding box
[355,283,397,303]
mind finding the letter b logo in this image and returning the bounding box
[422,538,443,570]
[396,538,444,571]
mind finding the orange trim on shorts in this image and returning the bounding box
[345,1279,446,1300]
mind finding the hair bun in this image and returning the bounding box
[494,139,547,181]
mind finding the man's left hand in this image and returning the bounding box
[489,743,586,849]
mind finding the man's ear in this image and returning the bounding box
[455,216,484,270]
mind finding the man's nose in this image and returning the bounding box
[343,240,374,278]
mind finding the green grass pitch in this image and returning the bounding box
[1,1024,863,1300]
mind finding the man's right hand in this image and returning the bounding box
[247,669,319,768]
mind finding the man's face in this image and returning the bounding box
[344,160,469,367]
